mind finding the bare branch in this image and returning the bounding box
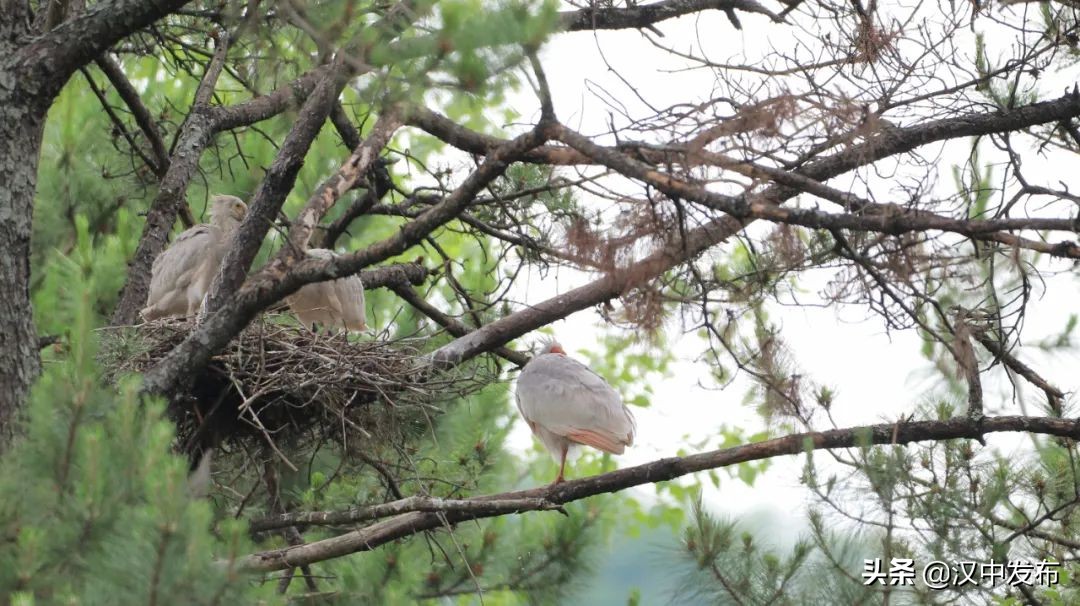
[392,285,529,368]
[558,0,783,32]
[237,413,1080,572]
[286,110,402,252]
[554,126,1080,238]
[79,67,164,181]
[94,55,169,176]
[975,334,1066,414]
[16,0,194,96]
[192,28,230,107]
[430,93,1080,366]
[329,101,362,150]
[250,496,562,533]
[404,106,589,164]
[213,66,334,131]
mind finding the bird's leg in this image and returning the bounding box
[553,445,568,485]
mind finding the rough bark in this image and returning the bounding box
[0,88,45,447]
[0,1,31,34]
[0,10,44,446]
[0,0,194,442]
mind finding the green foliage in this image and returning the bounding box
[15,1,669,603]
[581,331,672,410]
[0,254,263,605]
[676,498,875,606]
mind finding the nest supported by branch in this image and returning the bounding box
[100,315,490,466]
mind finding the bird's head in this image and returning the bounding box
[210,194,248,223]
[539,340,566,356]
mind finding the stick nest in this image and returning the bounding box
[100,316,489,461]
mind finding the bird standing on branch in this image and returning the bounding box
[515,341,636,484]
[141,194,247,321]
[285,248,367,333]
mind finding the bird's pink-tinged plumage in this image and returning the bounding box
[515,341,636,484]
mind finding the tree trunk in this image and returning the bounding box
[0,69,46,447]
[0,0,195,443]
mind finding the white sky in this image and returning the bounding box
[487,3,1080,539]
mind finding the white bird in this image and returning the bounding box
[285,248,367,333]
[515,341,636,484]
[141,194,247,320]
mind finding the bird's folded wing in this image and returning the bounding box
[148,225,214,297]
[516,355,635,446]
[334,275,367,330]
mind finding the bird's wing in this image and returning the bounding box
[286,281,333,328]
[322,280,346,326]
[147,225,216,303]
[515,354,636,453]
[333,275,367,331]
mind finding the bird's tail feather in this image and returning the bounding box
[566,428,627,454]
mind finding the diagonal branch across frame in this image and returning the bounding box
[237,413,1080,572]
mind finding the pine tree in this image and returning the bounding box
[0,238,263,605]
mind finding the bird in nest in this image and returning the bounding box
[515,340,636,484]
[142,194,247,321]
[285,248,367,334]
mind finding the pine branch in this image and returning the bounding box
[249,496,564,533]
[391,285,529,368]
[94,55,170,176]
[558,0,783,32]
[236,413,1080,572]
[428,93,1080,366]
[79,66,163,180]
[553,123,1080,245]
[976,334,1066,413]
[202,65,350,316]
[15,0,194,97]
[285,110,402,253]
[405,108,1080,259]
